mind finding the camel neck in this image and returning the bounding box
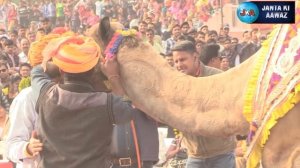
[198,55,256,113]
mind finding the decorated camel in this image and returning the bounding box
[85,9,300,168]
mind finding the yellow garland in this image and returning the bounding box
[247,84,300,168]
[116,29,138,37]
[243,26,280,123]
[173,128,182,138]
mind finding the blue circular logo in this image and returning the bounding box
[237,2,259,24]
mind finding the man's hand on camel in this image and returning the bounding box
[26,131,43,157]
[100,56,120,81]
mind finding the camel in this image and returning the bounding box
[85,15,300,168]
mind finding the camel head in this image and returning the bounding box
[85,17,124,92]
[86,17,124,61]
[86,17,144,92]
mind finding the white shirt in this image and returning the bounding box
[95,1,102,17]
[6,87,39,168]
[18,52,28,64]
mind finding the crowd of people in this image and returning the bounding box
[0,0,270,168]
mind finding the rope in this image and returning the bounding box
[130,120,141,168]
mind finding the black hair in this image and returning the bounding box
[138,21,147,25]
[64,68,95,83]
[10,74,21,84]
[4,39,14,46]
[10,30,18,36]
[37,28,46,32]
[200,44,221,65]
[0,54,8,61]
[197,31,205,36]
[0,63,8,69]
[20,63,32,69]
[231,37,239,43]
[172,40,196,54]
[181,22,189,28]
[171,24,180,31]
[146,28,154,34]
[208,30,218,36]
[131,26,139,31]
[206,38,217,44]
[224,38,231,43]
[243,31,249,37]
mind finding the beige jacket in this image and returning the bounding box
[182,63,236,158]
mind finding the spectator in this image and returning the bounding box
[28,21,38,33]
[250,28,261,48]
[95,0,102,17]
[199,25,209,35]
[220,56,230,71]
[0,35,8,51]
[19,63,31,78]
[47,0,56,26]
[17,26,27,46]
[8,30,18,45]
[36,28,46,41]
[6,1,17,31]
[5,87,41,167]
[101,0,114,18]
[3,39,19,68]
[0,88,10,112]
[222,24,231,39]
[63,0,74,26]
[0,63,9,89]
[172,41,235,168]
[145,17,152,24]
[0,29,5,35]
[207,30,218,42]
[138,21,148,40]
[200,44,222,69]
[188,29,197,39]
[146,28,162,53]
[237,30,259,64]
[70,11,80,33]
[18,38,29,64]
[27,31,36,43]
[17,0,30,28]
[220,38,237,64]
[0,94,9,159]
[56,0,65,27]
[164,53,174,67]
[164,24,181,55]
[180,22,190,36]
[5,37,63,168]
[195,40,205,55]
[30,3,43,22]
[40,17,52,34]
[2,73,21,104]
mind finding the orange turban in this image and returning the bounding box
[28,34,61,66]
[42,36,101,73]
[28,31,76,66]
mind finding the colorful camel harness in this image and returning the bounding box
[243,21,300,168]
[104,29,138,59]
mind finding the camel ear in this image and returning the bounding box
[99,17,113,45]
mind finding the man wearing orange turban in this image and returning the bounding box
[30,34,134,168]
[28,28,74,67]
[42,35,100,73]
